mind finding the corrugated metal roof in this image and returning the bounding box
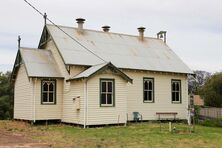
[46,24,192,74]
[20,47,63,78]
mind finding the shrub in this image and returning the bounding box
[200,118,222,127]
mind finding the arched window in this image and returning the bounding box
[41,80,56,104]
[143,78,154,102]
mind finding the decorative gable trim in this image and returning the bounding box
[67,62,133,83]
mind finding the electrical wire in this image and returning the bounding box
[23,0,106,62]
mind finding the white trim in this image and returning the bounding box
[101,104,113,107]
[83,80,88,128]
[143,78,154,102]
[100,80,114,106]
[172,80,181,103]
[33,78,37,123]
[42,80,56,104]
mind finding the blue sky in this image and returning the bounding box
[0,0,222,73]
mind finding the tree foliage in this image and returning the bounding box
[188,70,211,94]
[200,72,222,107]
[0,71,13,119]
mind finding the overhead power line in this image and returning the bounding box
[23,0,106,62]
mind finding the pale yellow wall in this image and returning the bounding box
[86,71,128,125]
[70,65,88,78]
[44,40,68,121]
[123,70,188,121]
[44,39,86,123]
[34,79,63,120]
[62,80,84,124]
[14,64,33,120]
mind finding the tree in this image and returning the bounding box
[0,71,14,119]
[188,70,211,94]
[199,72,222,107]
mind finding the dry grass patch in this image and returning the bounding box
[0,121,222,148]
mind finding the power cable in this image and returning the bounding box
[23,0,106,62]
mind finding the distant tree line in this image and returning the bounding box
[0,71,13,119]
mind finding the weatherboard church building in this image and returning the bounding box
[12,18,192,127]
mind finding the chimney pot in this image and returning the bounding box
[137,27,146,41]
[76,18,85,33]
[102,26,110,32]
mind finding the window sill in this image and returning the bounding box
[143,100,154,103]
[172,101,182,104]
[100,104,114,107]
[41,102,56,105]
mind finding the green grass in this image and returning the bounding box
[1,121,222,148]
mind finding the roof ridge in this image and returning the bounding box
[46,24,161,40]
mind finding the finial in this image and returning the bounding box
[18,35,21,49]
[43,13,47,26]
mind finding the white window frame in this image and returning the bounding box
[143,78,154,103]
[171,80,181,103]
[41,80,56,104]
[100,79,114,107]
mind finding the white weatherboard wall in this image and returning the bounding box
[86,72,128,125]
[44,40,87,124]
[62,80,84,124]
[14,64,33,120]
[45,40,85,124]
[124,70,188,121]
[34,79,63,120]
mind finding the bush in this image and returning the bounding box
[0,72,13,119]
[200,118,222,127]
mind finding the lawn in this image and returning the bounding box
[0,120,222,148]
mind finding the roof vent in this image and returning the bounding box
[137,27,146,41]
[102,26,110,32]
[157,31,167,43]
[76,18,85,33]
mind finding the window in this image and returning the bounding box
[100,79,115,107]
[171,80,181,103]
[143,78,154,102]
[41,80,56,104]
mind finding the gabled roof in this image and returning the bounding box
[44,24,192,74]
[12,47,63,79]
[68,62,133,83]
